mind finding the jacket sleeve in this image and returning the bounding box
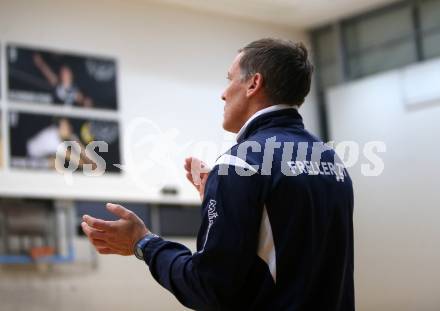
[143,163,265,310]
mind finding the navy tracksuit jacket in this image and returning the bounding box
[143,106,355,310]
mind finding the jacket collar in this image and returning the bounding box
[236,104,303,143]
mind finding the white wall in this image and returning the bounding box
[0,0,319,204]
[327,59,440,310]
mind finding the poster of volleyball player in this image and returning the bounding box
[0,112,3,169]
[7,45,118,110]
[9,112,121,173]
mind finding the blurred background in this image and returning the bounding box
[0,0,439,310]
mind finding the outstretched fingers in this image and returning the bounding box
[81,222,111,240]
[106,203,133,220]
[82,215,115,232]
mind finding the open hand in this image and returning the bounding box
[81,203,149,256]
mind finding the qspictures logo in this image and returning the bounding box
[53,118,387,187]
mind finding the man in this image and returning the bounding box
[82,38,355,310]
[33,53,93,107]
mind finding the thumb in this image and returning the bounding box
[106,203,132,220]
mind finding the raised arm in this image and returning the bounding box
[33,53,58,87]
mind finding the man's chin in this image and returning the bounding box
[222,123,239,134]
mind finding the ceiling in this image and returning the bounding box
[155,0,400,29]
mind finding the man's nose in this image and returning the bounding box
[221,92,226,101]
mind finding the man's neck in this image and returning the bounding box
[236,103,298,142]
[242,102,272,127]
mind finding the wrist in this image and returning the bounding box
[133,232,160,260]
[131,227,149,251]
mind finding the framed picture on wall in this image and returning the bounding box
[8,111,121,173]
[7,44,118,110]
[0,43,2,100]
[0,111,3,169]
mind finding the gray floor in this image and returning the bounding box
[0,237,195,311]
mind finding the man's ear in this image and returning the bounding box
[246,73,264,98]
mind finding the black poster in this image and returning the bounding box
[9,112,121,173]
[7,45,118,110]
[0,111,3,169]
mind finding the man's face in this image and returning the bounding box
[60,66,73,86]
[221,53,250,133]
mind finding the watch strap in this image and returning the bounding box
[134,232,159,260]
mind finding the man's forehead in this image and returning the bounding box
[228,52,243,75]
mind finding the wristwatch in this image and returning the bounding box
[134,232,160,260]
